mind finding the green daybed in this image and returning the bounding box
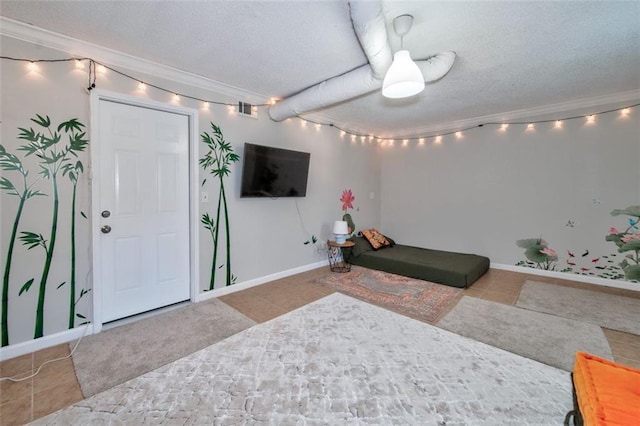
[348,236,490,288]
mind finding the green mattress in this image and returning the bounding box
[348,237,489,288]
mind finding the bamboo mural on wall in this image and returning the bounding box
[200,123,239,289]
[0,114,90,346]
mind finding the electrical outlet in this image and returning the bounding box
[201,191,209,203]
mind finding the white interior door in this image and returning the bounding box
[97,100,190,322]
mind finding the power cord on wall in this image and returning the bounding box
[0,322,91,383]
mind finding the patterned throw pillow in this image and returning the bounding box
[362,228,391,250]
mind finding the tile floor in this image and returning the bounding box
[1,267,639,425]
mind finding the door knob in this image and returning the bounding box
[101,225,112,234]
[101,210,111,218]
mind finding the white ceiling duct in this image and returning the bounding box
[348,0,393,80]
[268,0,456,122]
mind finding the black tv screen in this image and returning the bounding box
[240,143,311,198]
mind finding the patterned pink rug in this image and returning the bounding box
[312,266,461,322]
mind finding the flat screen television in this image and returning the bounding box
[240,143,311,198]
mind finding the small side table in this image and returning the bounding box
[327,240,355,273]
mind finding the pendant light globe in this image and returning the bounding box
[382,50,425,98]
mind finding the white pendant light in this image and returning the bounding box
[382,50,425,98]
[382,14,425,99]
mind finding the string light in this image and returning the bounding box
[172,93,180,102]
[315,123,321,132]
[418,138,425,145]
[350,134,356,142]
[402,139,409,146]
[2,55,637,146]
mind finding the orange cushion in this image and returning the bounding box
[573,352,640,425]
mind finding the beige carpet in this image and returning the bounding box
[71,298,256,397]
[437,296,613,371]
[517,280,640,335]
[39,294,572,424]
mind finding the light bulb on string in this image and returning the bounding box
[621,108,630,117]
[75,60,85,70]
[202,102,210,110]
[586,115,596,124]
[455,131,462,139]
[527,123,535,131]
[554,120,563,129]
[500,123,509,131]
[435,135,442,144]
[138,82,146,91]
[27,61,39,73]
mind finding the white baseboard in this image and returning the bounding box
[0,323,95,362]
[195,260,329,302]
[1,261,329,361]
[491,262,640,292]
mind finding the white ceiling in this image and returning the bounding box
[2,1,639,138]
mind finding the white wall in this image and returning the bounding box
[0,35,381,348]
[380,107,640,282]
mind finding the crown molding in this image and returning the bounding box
[2,16,638,138]
[310,90,640,139]
[0,17,267,105]
[397,90,640,138]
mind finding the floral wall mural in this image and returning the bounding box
[1,115,90,347]
[516,205,640,283]
[340,189,356,237]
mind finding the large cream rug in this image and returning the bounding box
[38,294,571,425]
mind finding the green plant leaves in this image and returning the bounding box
[19,231,47,250]
[611,206,640,218]
[19,279,35,296]
[31,114,51,128]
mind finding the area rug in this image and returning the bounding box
[438,296,613,371]
[71,298,256,397]
[311,265,460,322]
[38,293,572,425]
[517,280,640,335]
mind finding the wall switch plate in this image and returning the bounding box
[201,191,209,203]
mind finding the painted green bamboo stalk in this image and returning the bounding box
[0,146,44,346]
[211,185,223,289]
[17,115,88,338]
[199,123,239,290]
[61,162,83,329]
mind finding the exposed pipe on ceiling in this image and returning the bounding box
[267,0,456,122]
[348,0,393,80]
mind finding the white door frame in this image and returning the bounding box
[90,90,199,333]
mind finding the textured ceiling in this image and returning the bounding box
[2,0,639,137]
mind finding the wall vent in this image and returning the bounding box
[237,101,257,119]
